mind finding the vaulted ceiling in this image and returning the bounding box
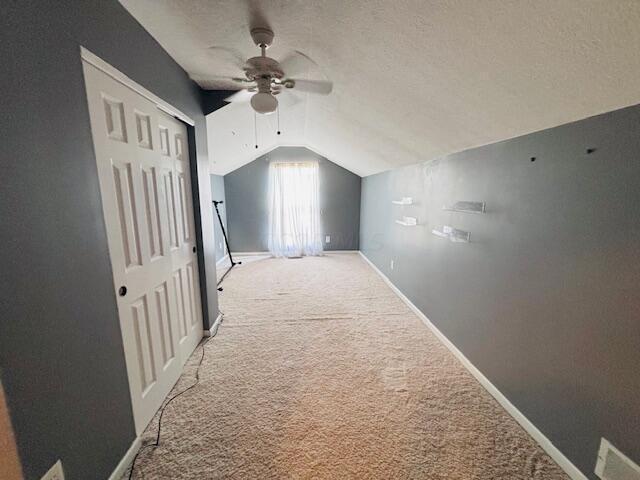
[121,0,640,176]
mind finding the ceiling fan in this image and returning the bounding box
[195,27,333,115]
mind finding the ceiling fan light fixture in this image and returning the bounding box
[250,92,278,114]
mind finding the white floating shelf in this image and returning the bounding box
[432,225,471,243]
[396,216,417,226]
[443,201,486,214]
[392,197,413,205]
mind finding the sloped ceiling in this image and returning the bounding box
[121,0,640,176]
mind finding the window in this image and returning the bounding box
[268,161,323,257]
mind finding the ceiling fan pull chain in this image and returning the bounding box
[277,106,281,135]
[254,111,258,149]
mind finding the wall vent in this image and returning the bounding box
[595,438,640,480]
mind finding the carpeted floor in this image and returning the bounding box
[127,253,568,479]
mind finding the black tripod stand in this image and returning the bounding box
[213,200,241,290]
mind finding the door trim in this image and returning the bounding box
[80,47,195,126]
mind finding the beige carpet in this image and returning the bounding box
[128,254,568,479]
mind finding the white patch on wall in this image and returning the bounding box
[595,438,640,480]
[40,460,64,480]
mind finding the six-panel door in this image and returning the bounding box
[83,62,202,434]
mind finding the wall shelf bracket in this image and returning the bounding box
[432,225,471,242]
[396,216,418,226]
[443,201,486,214]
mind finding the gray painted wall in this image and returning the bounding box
[225,147,361,252]
[0,1,218,479]
[211,174,228,263]
[360,104,640,479]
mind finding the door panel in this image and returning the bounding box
[159,114,202,363]
[162,170,180,250]
[186,262,199,327]
[173,267,187,340]
[112,161,143,269]
[83,62,203,434]
[131,295,156,394]
[141,165,164,260]
[154,281,175,369]
[178,171,190,243]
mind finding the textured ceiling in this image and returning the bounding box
[121,0,640,176]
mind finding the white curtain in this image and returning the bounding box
[268,161,323,258]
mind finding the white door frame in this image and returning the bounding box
[81,47,195,126]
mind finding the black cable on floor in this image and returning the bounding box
[216,262,235,288]
[127,311,223,479]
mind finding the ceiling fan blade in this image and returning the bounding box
[190,74,253,91]
[278,50,320,78]
[205,46,247,70]
[224,90,254,103]
[189,74,248,83]
[287,79,333,95]
[276,89,302,109]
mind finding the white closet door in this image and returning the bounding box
[83,62,202,434]
[157,111,203,366]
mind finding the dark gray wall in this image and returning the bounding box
[225,147,361,252]
[360,104,640,479]
[211,174,228,263]
[0,1,218,479]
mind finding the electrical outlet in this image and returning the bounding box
[390,260,394,270]
[41,460,64,480]
[325,235,331,243]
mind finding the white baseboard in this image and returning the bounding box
[203,313,223,337]
[357,251,588,480]
[229,250,358,256]
[108,318,223,479]
[108,436,141,480]
[110,314,221,480]
[230,251,270,256]
[216,254,229,266]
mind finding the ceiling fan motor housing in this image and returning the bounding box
[244,57,284,82]
[250,27,274,48]
[220,25,332,114]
